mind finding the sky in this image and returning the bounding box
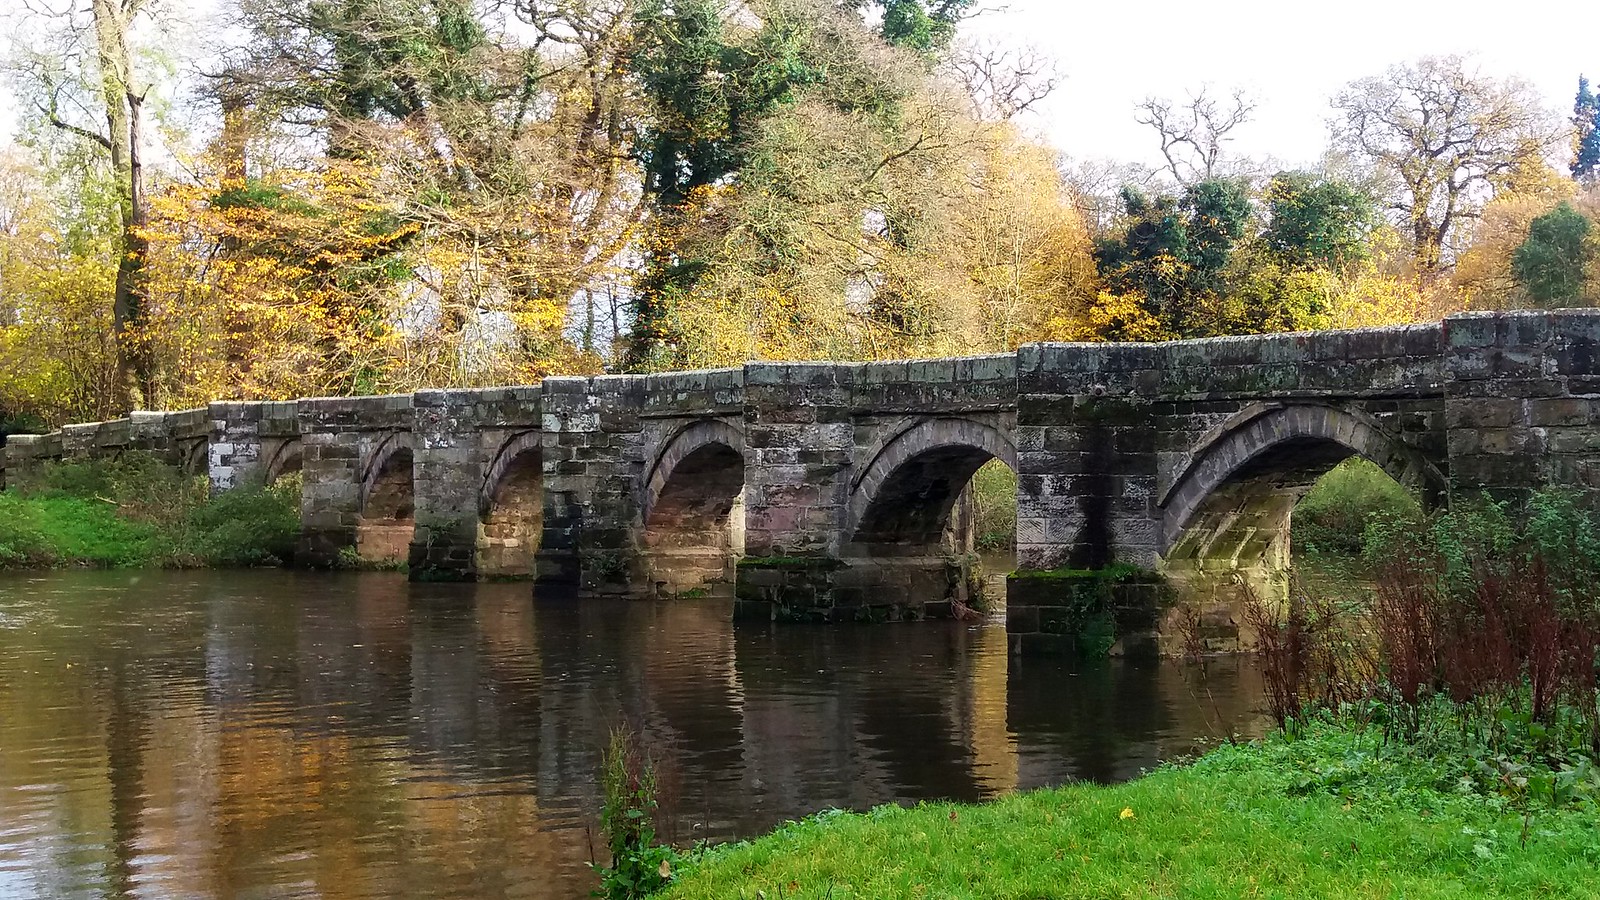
[965,0,1597,173]
[0,0,1594,171]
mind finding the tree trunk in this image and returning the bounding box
[91,0,152,412]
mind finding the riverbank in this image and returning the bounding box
[0,459,300,568]
[663,718,1600,898]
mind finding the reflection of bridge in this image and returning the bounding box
[5,311,1596,652]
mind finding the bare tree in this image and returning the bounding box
[1135,86,1256,186]
[1059,155,1158,236]
[948,41,1059,122]
[1331,55,1560,274]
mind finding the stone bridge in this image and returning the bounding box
[6,310,1599,654]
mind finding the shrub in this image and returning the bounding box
[1273,489,1600,760]
[594,728,678,899]
[177,475,301,566]
[1292,457,1421,555]
[969,459,1017,552]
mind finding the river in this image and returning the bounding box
[0,571,1269,899]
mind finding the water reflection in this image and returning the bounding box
[0,571,1268,899]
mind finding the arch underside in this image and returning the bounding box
[357,446,414,565]
[643,424,746,596]
[840,418,1017,617]
[1160,405,1444,622]
[265,439,302,485]
[478,442,543,579]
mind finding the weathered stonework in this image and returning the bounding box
[9,311,1600,654]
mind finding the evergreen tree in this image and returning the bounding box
[1093,178,1252,337]
[1573,75,1600,183]
[1262,172,1376,270]
[1513,202,1593,306]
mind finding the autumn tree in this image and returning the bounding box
[0,149,120,423]
[634,0,1092,366]
[215,0,640,381]
[1330,56,1558,275]
[1452,157,1576,308]
[8,0,168,411]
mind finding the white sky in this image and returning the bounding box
[968,0,1597,173]
[0,0,1594,172]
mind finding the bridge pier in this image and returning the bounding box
[296,396,416,568]
[536,375,647,594]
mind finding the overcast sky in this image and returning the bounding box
[1,0,1594,172]
[968,0,1596,173]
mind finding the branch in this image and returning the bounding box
[36,101,112,151]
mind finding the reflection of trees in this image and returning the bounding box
[0,571,1270,899]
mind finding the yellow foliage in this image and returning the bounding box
[1076,291,1174,343]
[0,151,121,423]
[654,95,1101,365]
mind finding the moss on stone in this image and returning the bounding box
[736,556,846,570]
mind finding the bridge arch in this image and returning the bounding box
[264,438,302,485]
[846,417,1017,548]
[1159,403,1445,599]
[641,420,747,596]
[357,433,414,565]
[180,438,208,477]
[478,431,543,578]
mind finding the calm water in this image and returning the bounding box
[0,571,1269,899]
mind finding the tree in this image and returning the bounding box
[9,0,165,411]
[1512,202,1593,306]
[1262,172,1377,270]
[1331,56,1557,274]
[0,150,120,423]
[1093,178,1253,337]
[1135,87,1256,187]
[1574,75,1600,184]
[839,0,974,51]
[1452,158,1575,308]
[222,0,640,374]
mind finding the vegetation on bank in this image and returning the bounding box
[1291,457,1422,556]
[661,717,1599,899]
[597,490,1600,899]
[970,459,1018,553]
[0,458,300,568]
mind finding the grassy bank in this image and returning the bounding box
[0,458,299,568]
[664,717,1600,899]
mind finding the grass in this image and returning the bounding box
[0,457,300,569]
[0,492,166,567]
[662,721,1600,899]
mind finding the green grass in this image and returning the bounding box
[663,723,1600,899]
[0,492,165,567]
[0,458,300,569]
